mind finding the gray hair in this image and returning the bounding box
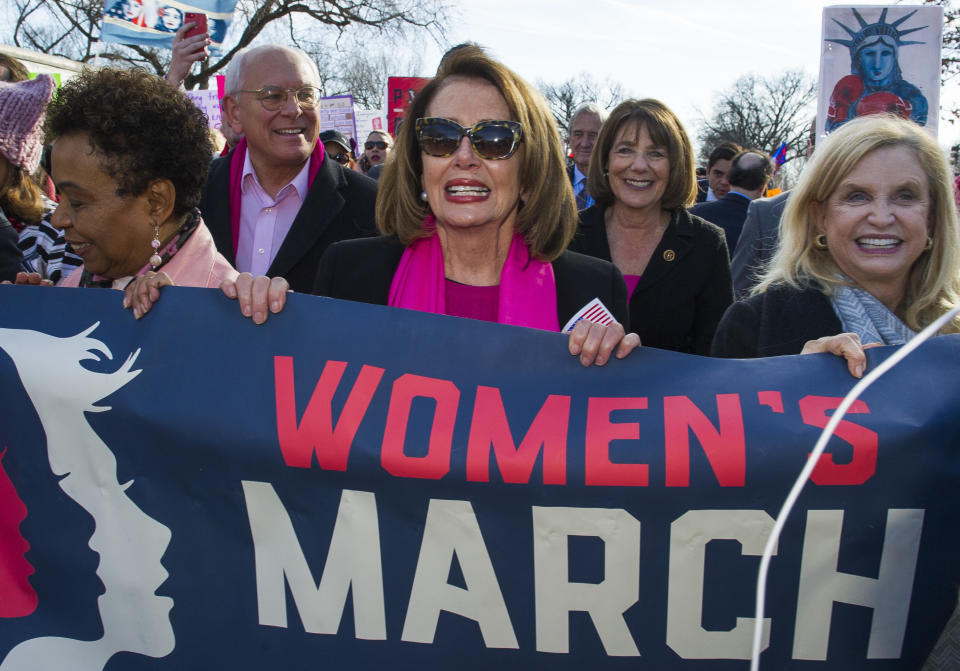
[224,45,321,94]
[568,101,608,130]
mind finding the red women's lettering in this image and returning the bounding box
[799,395,877,485]
[585,397,649,486]
[466,386,570,484]
[274,357,384,470]
[663,394,745,487]
[757,390,784,413]
[381,374,459,480]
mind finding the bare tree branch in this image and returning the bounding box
[923,0,959,122]
[536,73,631,132]
[6,0,449,90]
[696,70,817,186]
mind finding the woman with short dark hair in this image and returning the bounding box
[569,98,734,354]
[45,67,236,292]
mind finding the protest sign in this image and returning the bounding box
[818,5,943,138]
[386,76,429,135]
[100,0,236,56]
[1,286,958,669]
[184,88,222,130]
[355,109,387,142]
[319,95,358,145]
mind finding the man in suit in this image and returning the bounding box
[729,191,791,298]
[691,149,773,254]
[730,118,818,298]
[202,45,377,292]
[566,102,606,210]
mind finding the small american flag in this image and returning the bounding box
[562,298,616,333]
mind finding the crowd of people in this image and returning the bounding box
[3,23,960,377]
[2,17,960,667]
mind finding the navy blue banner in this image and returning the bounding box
[1,285,959,669]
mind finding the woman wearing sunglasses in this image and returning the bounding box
[328,44,640,364]
[568,99,734,355]
[319,129,358,171]
[314,45,639,365]
[360,130,393,175]
[129,45,639,366]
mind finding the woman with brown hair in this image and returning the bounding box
[568,98,734,354]
[300,45,637,364]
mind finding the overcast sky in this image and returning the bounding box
[420,0,958,149]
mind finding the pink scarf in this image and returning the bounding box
[227,136,325,257]
[388,218,560,331]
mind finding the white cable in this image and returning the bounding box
[750,304,960,670]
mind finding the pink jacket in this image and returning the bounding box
[60,222,238,289]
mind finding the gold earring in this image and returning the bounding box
[813,234,828,250]
[925,236,933,251]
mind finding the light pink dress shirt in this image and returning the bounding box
[235,152,310,276]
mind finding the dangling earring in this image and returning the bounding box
[150,222,162,268]
[420,190,428,202]
[925,236,933,251]
[813,233,828,250]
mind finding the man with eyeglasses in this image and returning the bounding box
[199,45,377,292]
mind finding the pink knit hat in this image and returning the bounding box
[0,74,55,174]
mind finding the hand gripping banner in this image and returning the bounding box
[1,285,958,669]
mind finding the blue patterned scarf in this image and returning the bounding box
[830,283,918,345]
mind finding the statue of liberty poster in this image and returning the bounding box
[818,5,943,138]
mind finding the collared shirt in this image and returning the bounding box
[235,153,310,276]
[572,165,594,209]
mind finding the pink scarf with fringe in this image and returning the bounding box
[227,137,325,257]
[387,218,560,331]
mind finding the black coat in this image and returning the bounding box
[312,235,631,330]
[0,209,21,283]
[568,205,733,355]
[711,283,842,358]
[199,150,378,293]
[690,191,752,253]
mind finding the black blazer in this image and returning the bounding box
[711,283,842,358]
[199,150,378,293]
[568,205,733,355]
[690,191,752,253]
[312,235,631,330]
